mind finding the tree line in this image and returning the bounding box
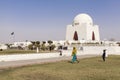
[28,40,56,51]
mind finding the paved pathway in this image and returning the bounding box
[0,54,99,69]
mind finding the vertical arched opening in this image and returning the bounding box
[92,31,95,40]
[73,31,78,41]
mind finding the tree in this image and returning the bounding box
[5,44,11,49]
[35,41,40,48]
[30,41,36,50]
[28,44,33,50]
[48,40,53,45]
[41,41,46,51]
[35,41,40,52]
[42,41,46,44]
[48,40,53,51]
[117,42,120,46]
[29,41,40,50]
[31,41,35,45]
[51,44,56,50]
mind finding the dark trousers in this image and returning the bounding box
[102,56,105,61]
[102,53,106,61]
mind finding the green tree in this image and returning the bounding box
[5,44,12,49]
[42,41,46,44]
[31,41,36,50]
[35,41,40,49]
[51,44,56,50]
[48,40,53,45]
[41,41,46,51]
[31,41,35,45]
[28,44,33,50]
[48,40,53,51]
[28,41,40,50]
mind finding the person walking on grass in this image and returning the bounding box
[71,47,79,63]
[102,49,106,61]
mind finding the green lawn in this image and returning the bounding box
[0,50,36,54]
[0,50,57,55]
[0,55,120,80]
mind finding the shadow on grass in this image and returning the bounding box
[98,60,104,62]
[67,60,80,64]
[67,61,72,63]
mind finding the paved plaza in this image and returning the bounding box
[0,54,98,69]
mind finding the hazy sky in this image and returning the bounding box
[0,0,120,43]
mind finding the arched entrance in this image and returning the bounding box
[73,31,78,41]
[92,31,95,40]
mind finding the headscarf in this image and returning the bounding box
[72,47,77,55]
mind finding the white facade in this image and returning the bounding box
[0,44,7,50]
[12,42,32,48]
[66,13,100,41]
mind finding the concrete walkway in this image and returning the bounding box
[0,54,99,69]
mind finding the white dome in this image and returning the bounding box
[73,13,93,26]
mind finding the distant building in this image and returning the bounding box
[0,44,7,50]
[11,41,32,48]
[66,13,100,42]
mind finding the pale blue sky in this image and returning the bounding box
[0,0,120,43]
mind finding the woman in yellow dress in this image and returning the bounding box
[71,47,79,63]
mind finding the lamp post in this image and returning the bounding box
[10,32,15,46]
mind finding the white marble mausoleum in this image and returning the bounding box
[66,13,100,41]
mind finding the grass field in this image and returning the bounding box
[0,55,120,80]
[0,49,57,55]
[0,50,36,54]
